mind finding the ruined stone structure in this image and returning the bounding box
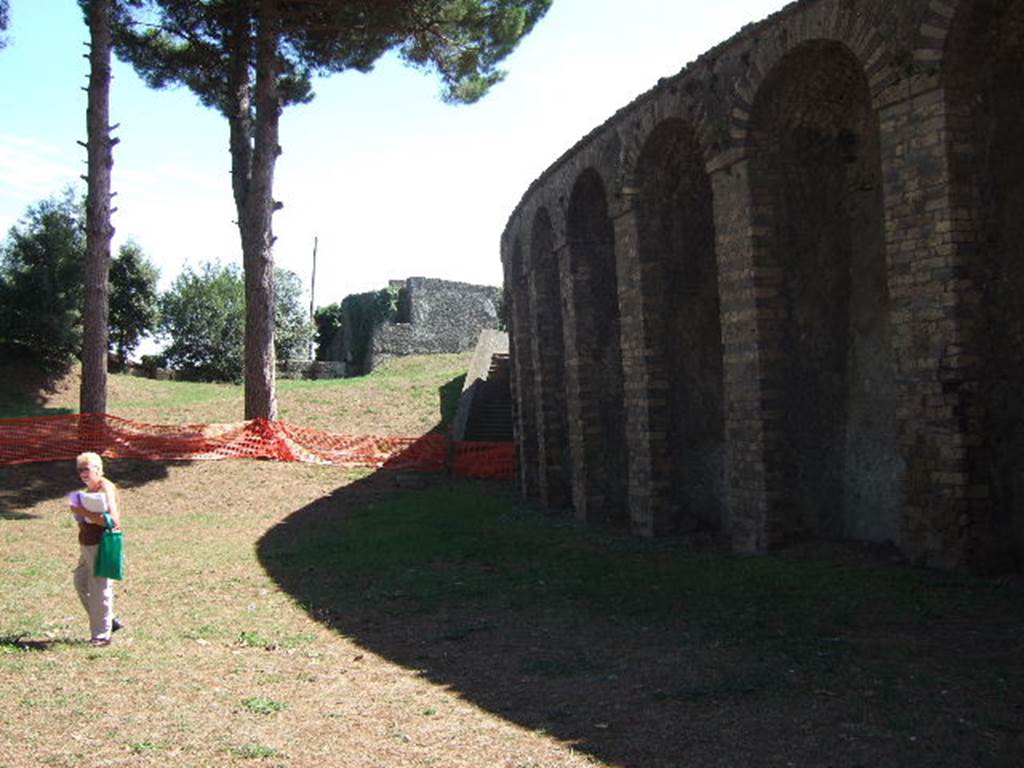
[344,277,501,374]
[501,0,1024,573]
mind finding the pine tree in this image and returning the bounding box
[80,0,118,414]
[110,0,551,419]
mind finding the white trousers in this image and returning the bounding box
[74,545,114,641]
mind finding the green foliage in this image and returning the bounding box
[400,0,554,104]
[159,261,245,382]
[0,192,163,374]
[159,261,312,382]
[0,190,86,371]
[109,240,160,364]
[111,1,553,111]
[274,267,314,362]
[313,302,343,362]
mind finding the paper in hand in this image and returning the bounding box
[76,491,108,513]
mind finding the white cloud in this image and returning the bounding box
[0,133,82,231]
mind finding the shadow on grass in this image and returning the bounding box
[0,404,75,419]
[257,473,1024,768]
[0,355,78,420]
[0,459,171,519]
[0,635,88,652]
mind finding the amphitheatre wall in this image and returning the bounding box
[500,0,1024,572]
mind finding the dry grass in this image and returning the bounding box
[0,356,595,767]
[1,357,1022,767]
[0,462,602,768]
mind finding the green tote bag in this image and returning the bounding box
[94,513,125,581]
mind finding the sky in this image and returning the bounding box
[0,0,789,311]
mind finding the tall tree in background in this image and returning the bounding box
[0,192,160,373]
[159,261,311,383]
[111,0,552,420]
[159,261,246,382]
[0,192,87,371]
[109,240,160,364]
[274,267,314,362]
[79,0,118,414]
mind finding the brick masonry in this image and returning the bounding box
[500,0,1023,573]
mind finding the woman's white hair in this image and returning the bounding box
[75,452,104,473]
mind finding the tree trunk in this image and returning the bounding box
[80,0,116,415]
[242,0,281,421]
[228,0,280,421]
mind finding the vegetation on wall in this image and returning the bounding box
[314,286,400,373]
[313,302,344,363]
[341,287,399,375]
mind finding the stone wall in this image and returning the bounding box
[366,277,502,373]
[501,0,1024,573]
[276,360,346,380]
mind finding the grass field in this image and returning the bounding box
[1,357,1022,767]
[0,355,470,434]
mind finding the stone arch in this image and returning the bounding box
[912,0,963,71]
[529,206,572,508]
[633,118,724,532]
[566,168,628,527]
[507,236,540,499]
[746,39,900,544]
[725,4,895,150]
[944,0,1024,570]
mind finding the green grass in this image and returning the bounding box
[2,354,1023,767]
[0,401,74,419]
[0,353,471,432]
[230,743,280,759]
[260,483,1022,659]
[128,741,162,755]
[248,480,1024,765]
[241,696,288,716]
[108,379,240,412]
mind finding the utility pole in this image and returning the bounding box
[309,235,318,360]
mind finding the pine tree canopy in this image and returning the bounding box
[108,0,552,111]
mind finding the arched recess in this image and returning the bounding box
[944,0,1024,570]
[529,207,572,508]
[566,169,628,526]
[747,40,900,543]
[634,119,724,532]
[508,237,540,499]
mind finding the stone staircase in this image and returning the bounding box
[463,352,512,442]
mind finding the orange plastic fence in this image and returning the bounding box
[0,414,517,479]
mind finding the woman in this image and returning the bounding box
[68,452,123,646]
